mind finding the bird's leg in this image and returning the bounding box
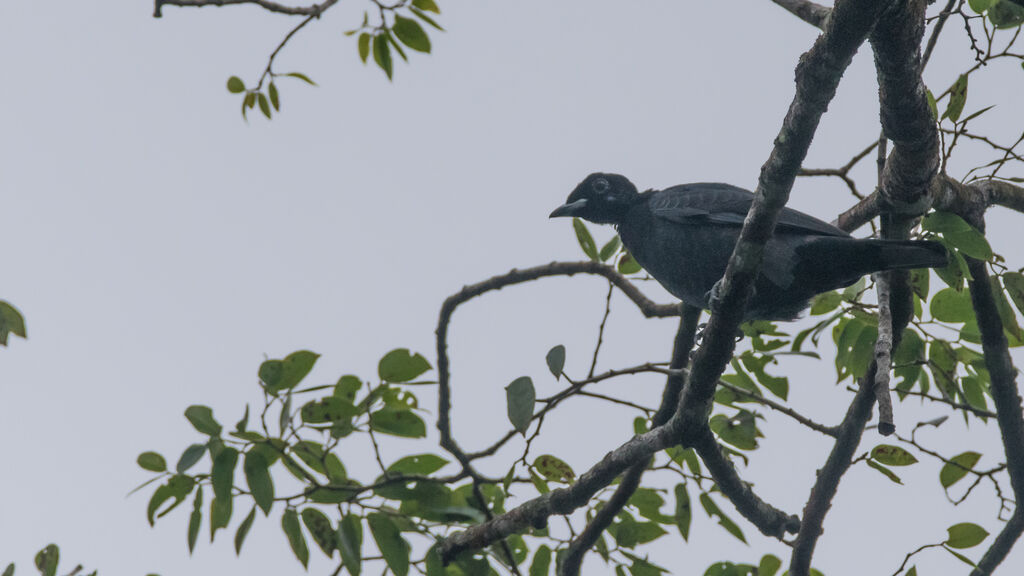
[703,279,725,314]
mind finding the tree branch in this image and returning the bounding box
[153,0,338,18]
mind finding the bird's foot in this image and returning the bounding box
[703,280,725,314]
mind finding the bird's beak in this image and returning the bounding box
[549,199,588,218]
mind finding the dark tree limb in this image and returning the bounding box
[965,257,1024,575]
[559,305,701,576]
[790,370,878,576]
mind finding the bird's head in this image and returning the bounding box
[550,173,639,224]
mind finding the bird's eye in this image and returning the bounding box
[592,178,610,193]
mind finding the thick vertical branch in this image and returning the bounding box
[965,257,1024,575]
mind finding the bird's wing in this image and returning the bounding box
[648,183,850,237]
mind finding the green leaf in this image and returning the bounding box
[600,235,622,261]
[233,506,256,554]
[940,451,982,488]
[334,375,363,402]
[529,545,551,576]
[969,0,995,12]
[257,92,271,119]
[710,412,759,450]
[185,405,222,436]
[931,287,975,322]
[226,76,245,93]
[412,0,440,13]
[378,349,431,382]
[188,486,203,553]
[758,555,782,576]
[372,33,393,79]
[337,514,363,576]
[572,218,599,260]
[34,545,58,576]
[3,563,12,576]
[210,493,232,541]
[176,443,206,473]
[698,493,746,543]
[282,508,310,568]
[991,276,1022,339]
[618,251,642,274]
[946,522,989,549]
[148,474,195,526]
[673,483,691,541]
[368,513,409,576]
[244,451,275,515]
[284,72,317,85]
[268,82,280,111]
[387,453,449,475]
[301,508,336,557]
[989,0,1024,28]
[926,89,938,120]
[871,444,919,466]
[393,15,431,52]
[0,301,27,345]
[357,33,372,63]
[259,350,320,394]
[235,405,250,432]
[923,212,992,260]
[546,345,566,378]
[944,74,968,122]
[138,451,167,472]
[211,447,238,501]
[506,376,536,435]
[370,408,427,437]
[300,397,360,424]
[534,454,575,483]
[810,291,842,315]
[867,459,902,484]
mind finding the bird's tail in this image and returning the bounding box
[800,238,948,294]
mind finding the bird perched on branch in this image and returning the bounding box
[550,173,948,321]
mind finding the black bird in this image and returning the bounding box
[550,173,948,321]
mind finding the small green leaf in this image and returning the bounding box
[188,486,203,553]
[358,33,371,63]
[387,453,448,475]
[946,522,989,549]
[370,408,427,437]
[599,235,622,261]
[758,555,782,576]
[673,484,691,541]
[618,251,642,274]
[810,291,842,315]
[393,15,431,53]
[931,287,975,322]
[302,508,336,557]
[138,451,167,472]
[284,72,316,85]
[378,349,431,382]
[268,82,280,111]
[940,451,982,488]
[368,513,409,576]
[698,493,746,543]
[301,397,360,424]
[944,74,968,122]
[534,454,575,483]
[969,0,995,13]
[334,375,363,402]
[34,545,59,576]
[867,459,903,484]
[572,218,599,260]
[506,376,536,435]
[259,350,320,394]
[923,212,992,260]
[211,447,238,502]
[1003,272,1024,315]
[282,509,310,568]
[989,0,1024,28]
[176,443,206,473]
[372,34,393,79]
[233,506,256,555]
[0,301,27,345]
[244,451,275,515]
[337,514,363,576]
[530,545,551,576]
[185,405,222,436]
[257,92,271,119]
[871,444,919,466]
[226,76,245,93]
[412,0,440,13]
[546,345,566,378]
[926,89,938,120]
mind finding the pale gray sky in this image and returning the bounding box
[2,1,1023,574]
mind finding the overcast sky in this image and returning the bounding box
[2,1,1024,574]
